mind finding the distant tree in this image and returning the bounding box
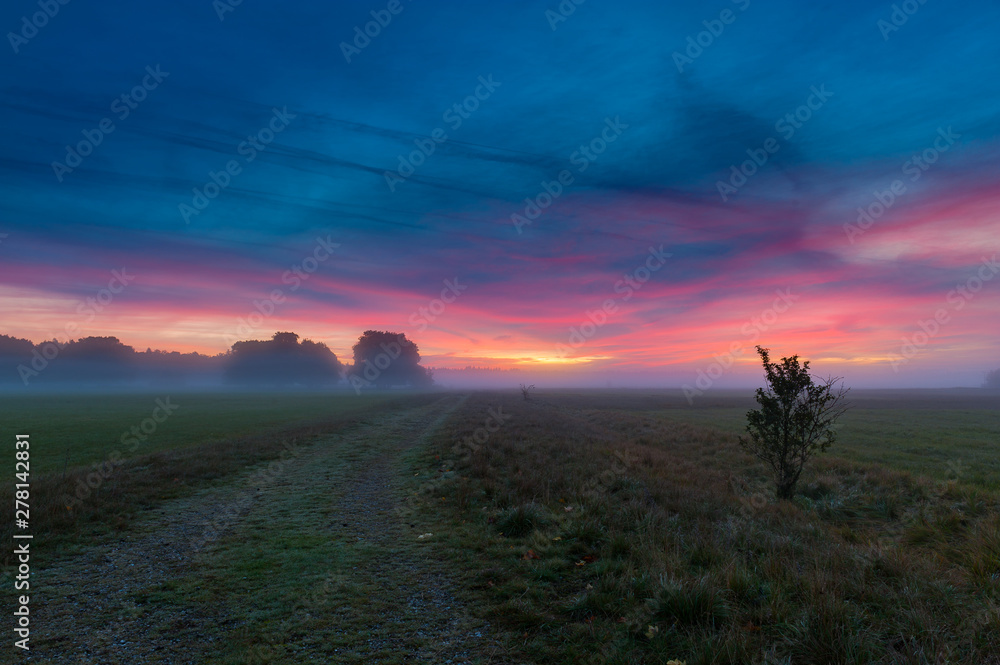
[350,330,432,389]
[520,383,535,401]
[984,368,1000,390]
[0,334,34,357]
[225,332,343,387]
[739,346,850,500]
[4,333,223,386]
[271,331,300,346]
[134,347,222,385]
[0,334,36,384]
[53,336,137,383]
[62,336,135,361]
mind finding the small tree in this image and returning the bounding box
[739,346,849,500]
[520,383,535,401]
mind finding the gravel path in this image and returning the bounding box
[26,395,512,664]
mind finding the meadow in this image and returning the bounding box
[415,389,1000,664]
[2,388,998,663]
[0,390,403,474]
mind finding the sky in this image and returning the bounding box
[1,0,998,388]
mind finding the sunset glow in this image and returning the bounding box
[2,0,998,388]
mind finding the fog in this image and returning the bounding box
[2,333,996,395]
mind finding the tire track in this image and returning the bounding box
[27,394,509,664]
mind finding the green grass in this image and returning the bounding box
[158,447,379,663]
[3,387,998,663]
[658,389,1000,489]
[0,391,435,568]
[153,423,461,664]
[543,388,999,490]
[682,405,998,474]
[408,389,1000,664]
[0,390,407,474]
[6,393,484,663]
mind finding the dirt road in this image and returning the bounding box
[27,395,510,664]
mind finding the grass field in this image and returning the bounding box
[412,389,1000,664]
[0,390,406,474]
[2,388,998,663]
[552,389,1000,489]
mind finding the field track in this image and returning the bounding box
[27,394,513,664]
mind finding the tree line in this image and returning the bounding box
[0,330,432,389]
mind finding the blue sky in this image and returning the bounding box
[2,0,999,387]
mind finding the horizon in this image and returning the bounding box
[2,0,999,390]
[2,329,996,391]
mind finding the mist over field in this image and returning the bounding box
[3,331,998,393]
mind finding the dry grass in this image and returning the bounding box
[410,390,1000,665]
[7,388,996,663]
